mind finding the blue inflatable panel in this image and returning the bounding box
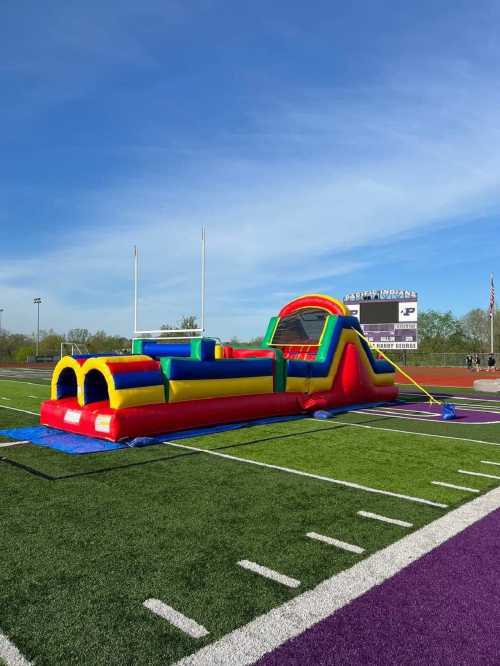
[0,414,305,455]
[166,358,274,380]
[142,342,191,358]
[112,370,164,390]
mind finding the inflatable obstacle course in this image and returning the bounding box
[41,294,399,440]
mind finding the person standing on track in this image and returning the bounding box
[466,353,473,371]
[488,353,496,372]
[475,353,481,372]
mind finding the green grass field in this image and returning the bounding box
[1,376,500,665]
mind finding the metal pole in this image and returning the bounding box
[34,298,41,356]
[491,308,494,355]
[201,227,206,333]
[133,246,138,336]
[491,273,495,355]
[0,308,3,332]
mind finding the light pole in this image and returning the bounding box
[33,298,41,357]
[0,308,3,333]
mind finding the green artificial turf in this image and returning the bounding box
[1,378,500,665]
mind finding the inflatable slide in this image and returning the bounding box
[41,294,398,440]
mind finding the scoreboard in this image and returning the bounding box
[343,289,418,350]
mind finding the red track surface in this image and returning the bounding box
[396,365,500,387]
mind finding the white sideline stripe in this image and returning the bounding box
[0,629,32,666]
[0,379,49,387]
[238,560,300,588]
[165,441,447,508]
[357,510,413,528]
[143,599,209,638]
[310,417,500,447]
[0,405,38,416]
[174,485,500,666]
[432,481,479,493]
[458,469,500,481]
[0,441,29,448]
[480,460,500,466]
[306,532,364,553]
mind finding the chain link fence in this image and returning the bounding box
[387,351,497,367]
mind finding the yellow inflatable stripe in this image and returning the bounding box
[110,385,165,410]
[169,376,274,403]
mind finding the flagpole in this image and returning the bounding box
[134,246,138,336]
[490,273,495,355]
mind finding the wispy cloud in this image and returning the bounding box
[3,10,500,338]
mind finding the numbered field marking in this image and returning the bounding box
[458,469,500,481]
[306,532,365,554]
[165,441,447,508]
[357,510,413,528]
[143,599,209,639]
[431,481,479,493]
[238,560,300,588]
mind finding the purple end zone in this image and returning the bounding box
[366,401,500,423]
[256,508,500,665]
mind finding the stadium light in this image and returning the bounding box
[0,308,3,332]
[33,298,42,357]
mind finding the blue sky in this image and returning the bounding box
[1,0,500,339]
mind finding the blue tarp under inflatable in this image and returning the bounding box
[0,414,306,455]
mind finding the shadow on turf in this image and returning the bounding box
[0,417,390,481]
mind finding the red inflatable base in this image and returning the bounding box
[40,392,305,441]
[40,342,398,441]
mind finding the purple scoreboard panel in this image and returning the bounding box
[343,289,418,350]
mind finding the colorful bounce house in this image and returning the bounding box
[41,294,398,441]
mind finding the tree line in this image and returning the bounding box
[0,307,498,363]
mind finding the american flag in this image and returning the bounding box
[489,273,495,319]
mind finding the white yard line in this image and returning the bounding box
[458,469,500,481]
[0,405,39,416]
[306,532,364,554]
[238,561,300,588]
[143,599,209,639]
[401,391,500,405]
[174,485,500,666]
[0,629,32,666]
[357,510,413,528]
[431,481,479,493]
[353,409,500,425]
[1,397,11,401]
[0,379,49,388]
[165,441,447,509]
[480,460,500,466]
[310,417,500,447]
[27,396,40,400]
[0,441,29,448]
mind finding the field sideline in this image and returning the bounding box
[1,374,500,665]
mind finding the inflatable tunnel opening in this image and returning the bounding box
[84,369,109,405]
[57,367,78,399]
